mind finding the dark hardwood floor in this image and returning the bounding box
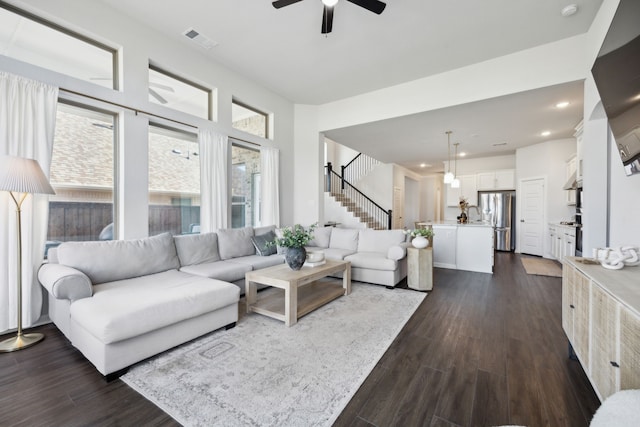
[0,252,599,426]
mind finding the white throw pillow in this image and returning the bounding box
[329,228,359,251]
[56,232,180,285]
[308,226,332,248]
[174,232,220,266]
[357,229,406,254]
[216,227,255,260]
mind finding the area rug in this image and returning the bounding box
[521,257,563,277]
[122,283,426,427]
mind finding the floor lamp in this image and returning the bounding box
[0,155,55,352]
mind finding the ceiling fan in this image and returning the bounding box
[272,0,386,34]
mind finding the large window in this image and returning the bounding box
[149,65,211,120]
[0,3,116,89]
[47,103,116,251]
[231,144,261,228]
[148,125,200,236]
[232,100,268,139]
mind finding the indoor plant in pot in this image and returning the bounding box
[405,227,434,249]
[273,223,317,270]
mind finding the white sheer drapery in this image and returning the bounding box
[0,72,58,332]
[260,146,280,227]
[199,129,228,232]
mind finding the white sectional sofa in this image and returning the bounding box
[38,224,409,377]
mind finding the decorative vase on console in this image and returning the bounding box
[405,227,434,249]
[271,223,317,270]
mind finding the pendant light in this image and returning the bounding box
[443,131,454,184]
[451,143,461,188]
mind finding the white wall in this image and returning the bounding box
[404,177,420,229]
[2,0,296,236]
[608,131,640,247]
[515,139,577,257]
[582,75,610,253]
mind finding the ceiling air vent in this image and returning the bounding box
[183,28,218,50]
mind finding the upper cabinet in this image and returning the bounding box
[446,175,478,207]
[477,169,515,191]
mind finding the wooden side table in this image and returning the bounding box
[407,247,433,291]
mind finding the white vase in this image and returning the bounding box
[412,236,429,249]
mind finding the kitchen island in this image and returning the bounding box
[418,221,494,274]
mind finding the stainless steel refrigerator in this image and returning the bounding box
[479,191,516,252]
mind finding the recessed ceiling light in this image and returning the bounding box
[420,163,426,168]
[459,152,467,157]
[556,101,570,108]
[561,4,578,17]
[541,131,551,137]
[633,93,640,101]
[322,0,339,6]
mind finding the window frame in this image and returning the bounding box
[232,99,269,139]
[148,63,213,121]
[0,1,119,90]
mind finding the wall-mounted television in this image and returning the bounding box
[591,0,640,176]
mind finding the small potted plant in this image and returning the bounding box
[272,223,317,270]
[404,227,434,249]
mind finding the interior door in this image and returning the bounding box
[519,178,545,256]
[393,186,403,229]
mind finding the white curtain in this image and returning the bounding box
[260,146,280,227]
[199,129,228,232]
[0,72,58,332]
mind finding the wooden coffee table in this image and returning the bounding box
[245,259,351,326]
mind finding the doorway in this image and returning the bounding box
[518,177,545,256]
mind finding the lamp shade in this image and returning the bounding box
[0,155,55,195]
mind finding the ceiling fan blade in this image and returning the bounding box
[149,88,168,104]
[347,0,386,14]
[321,5,334,34]
[272,0,304,9]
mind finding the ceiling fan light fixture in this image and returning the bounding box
[322,0,339,6]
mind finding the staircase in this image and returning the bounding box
[328,192,388,230]
[325,153,392,230]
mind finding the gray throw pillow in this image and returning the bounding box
[251,230,277,256]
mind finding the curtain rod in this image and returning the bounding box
[59,87,262,147]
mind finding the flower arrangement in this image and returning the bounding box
[404,228,434,238]
[459,196,469,213]
[272,223,317,248]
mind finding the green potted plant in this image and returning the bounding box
[272,223,317,270]
[404,227,434,249]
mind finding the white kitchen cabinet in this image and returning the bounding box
[477,169,516,191]
[456,225,494,274]
[432,225,457,269]
[446,175,478,207]
[431,224,494,274]
[549,224,576,260]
